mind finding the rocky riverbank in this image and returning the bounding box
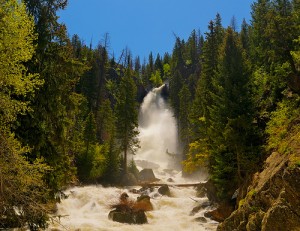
[217,151,300,231]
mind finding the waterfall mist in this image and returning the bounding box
[135,85,180,169]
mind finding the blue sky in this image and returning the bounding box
[58,0,254,60]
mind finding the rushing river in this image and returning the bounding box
[49,85,218,231]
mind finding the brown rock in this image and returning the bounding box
[158,184,171,197]
[134,195,153,211]
[217,152,300,231]
[204,203,234,222]
[138,169,158,182]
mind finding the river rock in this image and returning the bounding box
[108,192,149,224]
[134,195,153,211]
[204,202,234,222]
[108,210,147,224]
[138,168,158,182]
[194,216,208,223]
[167,178,174,182]
[190,200,212,216]
[158,184,171,196]
[217,151,300,231]
[196,179,218,202]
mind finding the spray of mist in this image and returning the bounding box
[135,85,179,168]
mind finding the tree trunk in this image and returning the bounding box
[124,148,128,173]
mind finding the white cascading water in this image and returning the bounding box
[49,85,218,231]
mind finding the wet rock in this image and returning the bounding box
[138,168,158,182]
[246,210,265,231]
[217,152,300,231]
[261,197,300,231]
[194,217,207,223]
[190,201,212,216]
[138,186,154,195]
[152,192,161,199]
[108,192,150,224]
[134,195,153,211]
[167,178,174,182]
[204,203,234,222]
[108,210,147,224]
[158,184,171,197]
[129,188,139,194]
[196,179,218,202]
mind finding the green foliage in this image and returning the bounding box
[163,63,171,79]
[266,94,300,154]
[89,144,107,180]
[128,158,140,179]
[115,68,140,173]
[207,28,260,197]
[183,139,209,173]
[0,133,51,229]
[15,0,89,192]
[0,0,43,128]
[76,143,106,183]
[150,70,163,87]
[0,1,51,228]
[178,84,191,148]
[96,99,116,143]
[291,36,300,72]
[101,138,121,184]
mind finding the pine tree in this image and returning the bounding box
[184,16,225,173]
[209,28,259,198]
[179,84,192,150]
[115,68,140,173]
[17,0,88,191]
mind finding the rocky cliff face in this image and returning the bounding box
[218,151,300,231]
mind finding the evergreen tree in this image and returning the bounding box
[178,84,192,150]
[115,68,140,173]
[17,0,88,192]
[154,53,164,75]
[209,28,259,198]
[186,16,224,170]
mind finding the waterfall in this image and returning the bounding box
[134,84,179,170]
[49,85,218,231]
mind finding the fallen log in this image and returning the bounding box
[138,182,201,187]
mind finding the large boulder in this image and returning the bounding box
[108,192,152,225]
[217,152,300,231]
[138,168,158,182]
[158,184,171,197]
[134,195,153,211]
[108,210,147,224]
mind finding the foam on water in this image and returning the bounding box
[50,185,218,231]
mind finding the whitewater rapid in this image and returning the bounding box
[49,85,218,231]
[50,185,217,231]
